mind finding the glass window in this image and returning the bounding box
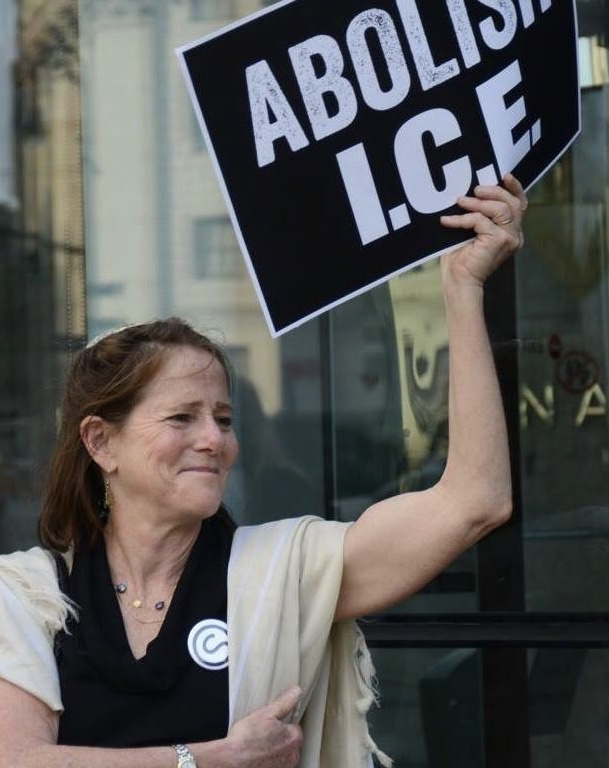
[368,647,609,767]
[190,0,239,22]
[193,216,244,279]
[0,0,85,553]
[368,647,484,768]
[517,34,609,612]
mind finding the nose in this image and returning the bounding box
[193,414,223,452]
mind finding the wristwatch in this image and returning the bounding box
[174,743,198,768]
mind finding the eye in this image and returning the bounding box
[215,415,233,430]
[168,413,193,424]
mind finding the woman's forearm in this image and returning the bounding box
[439,268,512,531]
[6,740,233,768]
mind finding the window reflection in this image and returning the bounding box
[331,261,449,519]
[528,649,609,768]
[368,647,484,768]
[518,84,609,612]
[331,284,405,518]
[227,375,321,524]
[193,216,245,279]
[189,0,239,21]
[0,0,85,553]
[388,261,448,493]
[369,647,609,768]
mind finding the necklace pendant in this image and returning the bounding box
[155,601,166,611]
[115,583,127,594]
[132,599,143,609]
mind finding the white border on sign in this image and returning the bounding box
[177,0,582,339]
[177,0,299,54]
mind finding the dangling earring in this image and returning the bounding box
[104,478,114,512]
[99,477,113,521]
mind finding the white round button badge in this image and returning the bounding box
[187,619,229,671]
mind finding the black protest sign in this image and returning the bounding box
[178,0,580,337]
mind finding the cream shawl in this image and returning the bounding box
[0,547,73,710]
[228,516,391,768]
[0,518,391,766]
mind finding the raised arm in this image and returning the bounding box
[0,679,302,768]
[335,174,527,622]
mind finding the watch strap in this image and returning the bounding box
[173,743,198,768]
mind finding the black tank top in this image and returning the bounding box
[56,513,234,748]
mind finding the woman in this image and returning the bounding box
[0,175,527,768]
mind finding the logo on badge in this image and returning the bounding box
[187,619,229,671]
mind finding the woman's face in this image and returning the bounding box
[105,346,239,525]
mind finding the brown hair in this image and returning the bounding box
[39,317,234,553]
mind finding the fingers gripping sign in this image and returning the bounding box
[439,174,527,287]
[227,686,304,768]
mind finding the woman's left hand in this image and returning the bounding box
[439,173,528,288]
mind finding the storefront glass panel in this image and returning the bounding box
[518,77,609,613]
[368,647,609,768]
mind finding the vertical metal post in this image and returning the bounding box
[478,256,531,767]
[319,312,337,521]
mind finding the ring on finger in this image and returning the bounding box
[494,217,513,226]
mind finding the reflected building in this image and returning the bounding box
[0,0,85,548]
[79,0,282,414]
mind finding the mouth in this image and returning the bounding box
[182,466,220,475]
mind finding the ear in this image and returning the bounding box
[80,415,117,474]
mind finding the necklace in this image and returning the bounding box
[125,611,164,626]
[114,582,168,611]
[126,606,163,624]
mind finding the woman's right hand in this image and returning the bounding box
[218,687,303,768]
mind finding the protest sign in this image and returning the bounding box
[178,0,580,337]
